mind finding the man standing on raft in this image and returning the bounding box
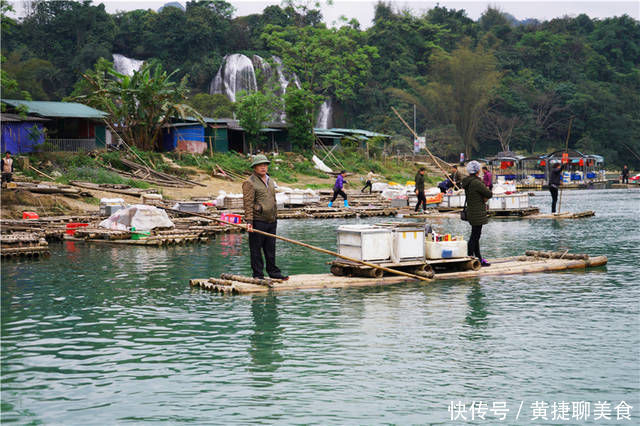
[242,154,288,281]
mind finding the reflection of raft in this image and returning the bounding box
[190,251,608,295]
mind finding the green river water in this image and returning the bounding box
[2,189,639,424]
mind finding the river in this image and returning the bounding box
[2,189,639,424]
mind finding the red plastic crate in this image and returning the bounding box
[65,223,89,235]
[220,213,242,224]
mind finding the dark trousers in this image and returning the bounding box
[467,225,483,260]
[415,190,426,211]
[1,172,12,183]
[249,220,282,279]
[549,186,559,213]
[361,180,372,193]
[331,188,347,202]
[622,175,629,184]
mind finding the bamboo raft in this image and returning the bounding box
[492,210,596,220]
[66,224,243,246]
[190,251,608,295]
[402,209,595,220]
[1,232,50,258]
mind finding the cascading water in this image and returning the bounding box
[112,54,144,76]
[210,54,303,121]
[315,98,334,129]
[209,54,258,103]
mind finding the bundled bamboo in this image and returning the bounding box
[525,250,589,260]
[219,274,278,287]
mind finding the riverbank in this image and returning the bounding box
[2,150,441,218]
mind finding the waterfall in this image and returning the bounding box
[251,55,273,89]
[209,54,258,102]
[209,54,303,122]
[315,98,333,129]
[112,54,144,76]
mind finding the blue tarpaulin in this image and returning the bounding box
[1,122,45,154]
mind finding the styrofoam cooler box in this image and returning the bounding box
[425,240,467,259]
[100,204,124,217]
[303,193,320,203]
[337,225,392,262]
[391,197,408,208]
[504,193,529,209]
[391,228,425,263]
[488,196,504,210]
[440,194,466,208]
[287,192,305,205]
[176,202,204,213]
[100,198,125,216]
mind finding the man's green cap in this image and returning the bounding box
[251,154,271,168]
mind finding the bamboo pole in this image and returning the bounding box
[391,107,459,190]
[557,117,573,215]
[29,165,55,181]
[161,208,432,282]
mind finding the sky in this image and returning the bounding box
[9,0,640,27]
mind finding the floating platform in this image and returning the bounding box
[189,251,608,295]
[1,232,50,258]
[402,209,595,220]
[491,210,595,220]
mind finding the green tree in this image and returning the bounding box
[262,23,377,102]
[2,50,59,100]
[390,41,501,158]
[76,58,201,151]
[235,90,280,152]
[18,0,116,95]
[187,93,235,118]
[284,87,322,151]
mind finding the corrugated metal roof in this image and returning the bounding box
[1,113,49,122]
[328,128,390,138]
[1,99,107,119]
[313,129,343,137]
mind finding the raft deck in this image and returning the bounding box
[190,252,608,295]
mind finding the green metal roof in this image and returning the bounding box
[1,99,107,119]
[313,129,343,137]
[328,128,390,138]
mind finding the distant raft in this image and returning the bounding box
[189,250,608,295]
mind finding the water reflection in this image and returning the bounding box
[218,233,243,257]
[248,294,283,374]
[465,283,489,329]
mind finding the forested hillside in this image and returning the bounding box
[2,0,639,167]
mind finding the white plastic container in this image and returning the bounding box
[175,202,204,213]
[100,198,125,216]
[440,194,466,208]
[337,225,392,262]
[391,196,408,208]
[391,228,425,263]
[504,193,530,209]
[425,240,467,259]
[488,196,503,210]
[303,193,320,204]
[287,192,305,205]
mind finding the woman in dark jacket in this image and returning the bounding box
[461,161,493,267]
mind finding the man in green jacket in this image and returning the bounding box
[242,155,288,280]
[461,161,493,267]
